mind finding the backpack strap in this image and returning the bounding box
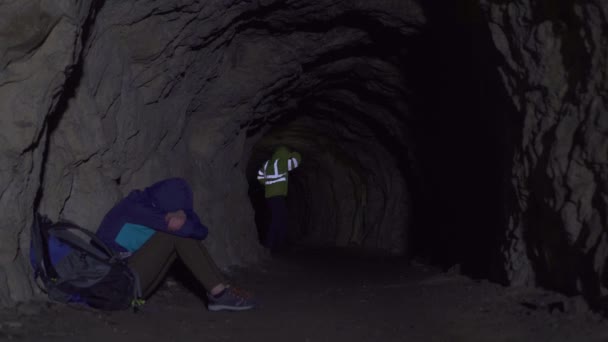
[31,213,59,280]
[48,222,119,263]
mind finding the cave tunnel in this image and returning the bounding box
[242,0,514,284]
[2,0,607,339]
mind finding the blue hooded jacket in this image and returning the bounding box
[96,178,208,254]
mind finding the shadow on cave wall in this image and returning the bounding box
[406,0,521,283]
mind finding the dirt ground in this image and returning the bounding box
[2,249,608,342]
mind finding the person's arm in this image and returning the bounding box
[177,209,209,240]
[257,161,268,184]
[124,199,170,232]
[288,152,301,171]
[125,201,209,239]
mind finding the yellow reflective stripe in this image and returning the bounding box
[264,159,285,178]
[266,178,287,185]
[265,173,286,179]
[288,158,299,170]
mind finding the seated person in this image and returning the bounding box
[96,177,256,311]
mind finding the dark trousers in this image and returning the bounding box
[265,196,288,251]
[128,232,225,298]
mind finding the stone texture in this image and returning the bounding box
[0,0,94,307]
[482,0,608,304]
[0,0,424,307]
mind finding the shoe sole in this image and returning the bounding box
[208,304,255,311]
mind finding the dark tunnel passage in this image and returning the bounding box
[407,1,520,283]
[7,1,608,339]
[244,0,519,283]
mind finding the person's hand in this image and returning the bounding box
[165,210,186,231]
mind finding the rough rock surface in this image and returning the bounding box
[0,0,424,307]
[0,0,95,307]
[482,0,608,306]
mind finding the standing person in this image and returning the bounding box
[96,177,256,311]
[257,146,302,252]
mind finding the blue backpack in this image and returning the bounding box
[29,214,143,311]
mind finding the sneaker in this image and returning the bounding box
[207,286,257,311]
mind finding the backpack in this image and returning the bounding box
[29,213,143,311]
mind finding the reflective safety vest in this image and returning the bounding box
[257,146,301,198]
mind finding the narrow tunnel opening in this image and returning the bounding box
[247,110,410,256]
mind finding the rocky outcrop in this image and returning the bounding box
[482,0,608,306]
[0,0,95,307]
[0,0,424,307]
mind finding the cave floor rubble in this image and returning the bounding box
[2,249,607,342]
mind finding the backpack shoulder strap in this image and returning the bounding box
[31,213,59,280]
[49,222,118,262]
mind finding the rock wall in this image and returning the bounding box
[482,0,608,304]
[0,0,423,306]
[0,0,95,307]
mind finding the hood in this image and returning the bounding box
[144,178,193,212]
[272,146,290,160]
